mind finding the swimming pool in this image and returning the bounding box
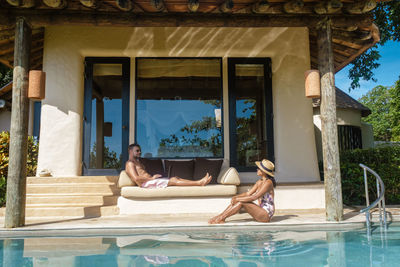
[1,223,399,266]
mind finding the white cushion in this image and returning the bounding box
[217,167,241,185]
[118,170,136,188]
[121,184,236,198]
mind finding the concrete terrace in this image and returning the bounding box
[0,207,399,237]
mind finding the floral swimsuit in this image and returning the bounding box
[260,192,275,218]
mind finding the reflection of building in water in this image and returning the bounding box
[18,231,333,267]
[143,255,169,264]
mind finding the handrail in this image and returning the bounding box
[359,163,387,230]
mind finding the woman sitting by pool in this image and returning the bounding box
[209,159,276,224]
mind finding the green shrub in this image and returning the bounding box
[340,146,400,205]
[0,131,39,207]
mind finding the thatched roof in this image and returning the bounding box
[0,0,382,72]
[312,87,371,117]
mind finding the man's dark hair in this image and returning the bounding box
[128,143,141,151]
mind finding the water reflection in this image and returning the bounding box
[0,225,398,267]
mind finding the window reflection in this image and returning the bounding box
[234,64,267,168]
[89,63,123,169]
[136,58,223,158]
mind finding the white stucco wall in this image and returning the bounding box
[0,101,35,135]
[361,122,374,149]
[0,111,11,132]
[38,26,319,182]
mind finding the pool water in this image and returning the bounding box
[1,224,399,267]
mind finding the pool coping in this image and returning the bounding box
[0,221,371,238]
[1,207,399,238]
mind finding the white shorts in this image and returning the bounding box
[141,178,169,189]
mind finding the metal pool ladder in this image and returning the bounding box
[359,164,387,230]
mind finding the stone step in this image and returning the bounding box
[26,184,120,195]
[24,205,119,217]
[27,176,119,184]
[26,195,118,206]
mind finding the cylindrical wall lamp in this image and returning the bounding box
[304,70,320,98]
[28,70,46,100]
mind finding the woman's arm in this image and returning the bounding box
[234,180,273,203]
[231,182,259,203]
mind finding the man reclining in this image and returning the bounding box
[125,143,212,189]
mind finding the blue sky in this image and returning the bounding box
[335,40,400,100]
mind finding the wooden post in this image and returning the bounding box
[317,18,343,221]
[4,17,31,228]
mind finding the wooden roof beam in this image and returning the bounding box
[219,0,234,13]
[116,0,134,11]
[283,0,304,14]
[188,0,199,12]
[80,0,97,8]
[43,0,67,8]
[0,82,13,97]
[345,0,377,14]
[0,28,15,43]
[0,59,12,68]
[6,0,35,8]
[252,0,270,14]
[314,0,343,15]
[333,29,372,41]
[0,10,374,29]
[150,0,165,12]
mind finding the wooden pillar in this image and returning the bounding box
[317,18,343,221]
[4,17,32,228]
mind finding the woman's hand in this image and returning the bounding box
[231,197,239,205]
[152,174,162,179]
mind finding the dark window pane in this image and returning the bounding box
[89,64,123,169]
[234,64,267,168]
[338,125,362,151]
[136,59,223,158]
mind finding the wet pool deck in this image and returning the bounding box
[0,206,399,237]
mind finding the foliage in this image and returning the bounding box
[0,63,13,88]
[359,78,400,141]
[348,1,400,90]
[340,146,400,205]
[89,143,121,169]
[159,115,223,157]
[0,131,39,207]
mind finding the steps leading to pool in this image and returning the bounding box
[23,176,120,218]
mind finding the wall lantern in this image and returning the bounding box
[28,70,46,100]
[304,70,320,98]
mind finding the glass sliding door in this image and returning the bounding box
[228,58,274,171]
[135,58,223,158]
[83,58,130,175]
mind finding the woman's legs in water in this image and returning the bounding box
[167,173,212,186]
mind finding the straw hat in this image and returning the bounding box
[255,159,275,177]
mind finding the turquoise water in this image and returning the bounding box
[1,224,399,266]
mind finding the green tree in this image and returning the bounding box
[159,115,223,156]
[348,1,400,90]
[0,63,12,88]
[89,143,121,169]
[359,77,400,141]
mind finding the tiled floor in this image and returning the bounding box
[0,206,399,237]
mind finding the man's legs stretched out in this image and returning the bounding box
[167,173,212,186]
